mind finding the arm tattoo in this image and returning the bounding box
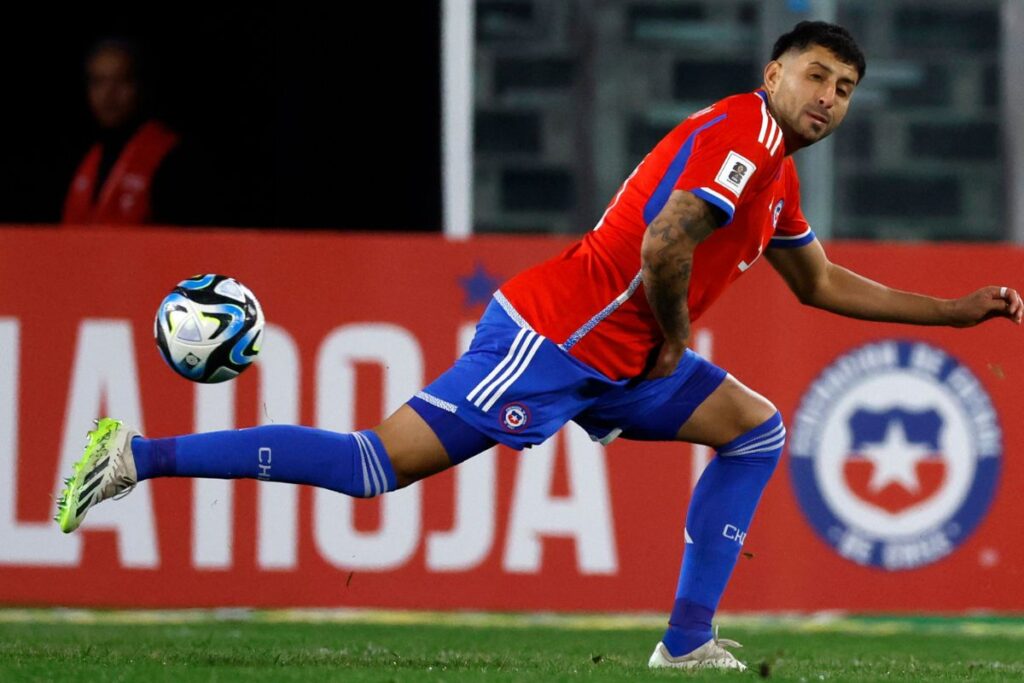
[641,192,717,344]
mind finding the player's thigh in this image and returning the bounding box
[373,405,454,487]
[675,374,777,448]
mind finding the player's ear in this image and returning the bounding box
[763,60,782,95]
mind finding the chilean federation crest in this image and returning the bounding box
[501,402,530,431]
[789,340,1001,571]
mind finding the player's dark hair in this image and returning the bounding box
[771,21,866,81]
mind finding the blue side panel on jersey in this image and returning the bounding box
[643,114,728,226]
[768,230,817,249]
[690,188,736,225]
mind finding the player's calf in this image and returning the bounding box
[55,398,499,533]
[656,411,785,664]
[130,424,399,497]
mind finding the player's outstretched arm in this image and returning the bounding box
[641,190,719,378]
[765,239,1023,327]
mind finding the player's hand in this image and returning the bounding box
[646,340,687,379]
[949,286,1023,327]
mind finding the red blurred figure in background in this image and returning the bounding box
[63,39,180,227]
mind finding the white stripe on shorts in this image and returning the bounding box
[471,330,541,410]
[416,391,458,413]
[466,327,531,403]
[481,333,545,412]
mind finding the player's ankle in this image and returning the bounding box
[132,435,176,481]
[663,598,715,656]
[662,625,714,657]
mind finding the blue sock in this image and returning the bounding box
[662,412,784,656]
[131,425,397,497]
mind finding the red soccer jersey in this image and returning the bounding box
[498,90,816,380]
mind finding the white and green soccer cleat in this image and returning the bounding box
[55,418,139,533]
[648,628,747,671]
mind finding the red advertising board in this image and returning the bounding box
[1,227,1022,612]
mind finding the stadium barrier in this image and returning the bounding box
[2,227,1022,611]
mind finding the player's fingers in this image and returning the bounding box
[1002,286,1020,309]
[994,286,1016,309]
[998,286,1023,324]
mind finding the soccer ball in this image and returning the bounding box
[154,274,265,383]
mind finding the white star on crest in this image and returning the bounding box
[857,419,933,494]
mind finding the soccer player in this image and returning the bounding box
[56,21,1021,670]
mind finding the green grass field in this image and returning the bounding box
[2,609,1023,682]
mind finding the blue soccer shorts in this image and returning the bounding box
[416,299,726,450]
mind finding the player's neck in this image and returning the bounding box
[760,88,808,156]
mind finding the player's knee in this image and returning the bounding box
[718,409,785,462]
[715,375,778,437]
[373,404,460,488]
[385,450,430,489]
[760,409,785,451]
[378,442,440,489]
[737,394,780,438]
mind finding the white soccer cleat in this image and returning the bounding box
[648,628,747,671]
[55,418,140,533]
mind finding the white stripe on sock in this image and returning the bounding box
[724,430,786,456]
[723,437,787,457]
[356,435,373,496]
[357,432,382,496]
[719,423,785,456]
[722,433,787,457]
[360,432,389,494]
[721,430,786,456]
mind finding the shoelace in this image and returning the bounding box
[103,443,137,501]
[112,477,136,501]
[713,625,743,650]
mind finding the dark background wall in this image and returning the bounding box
[0,5,442,231]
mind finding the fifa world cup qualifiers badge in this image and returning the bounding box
[154,274,265,383]
[789,340,1001,571]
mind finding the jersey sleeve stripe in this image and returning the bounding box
[691,187,736,226]
[757,100,769,144]
[642,114,728,226]
[768,228,816,249]
[757,95,782,156]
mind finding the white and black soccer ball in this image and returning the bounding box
[154,274,265,383]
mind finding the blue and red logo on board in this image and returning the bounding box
[501,402,530,431]
[789,340,1001,571]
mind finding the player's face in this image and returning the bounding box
[86,48,139,130]
[763,44,859,150]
